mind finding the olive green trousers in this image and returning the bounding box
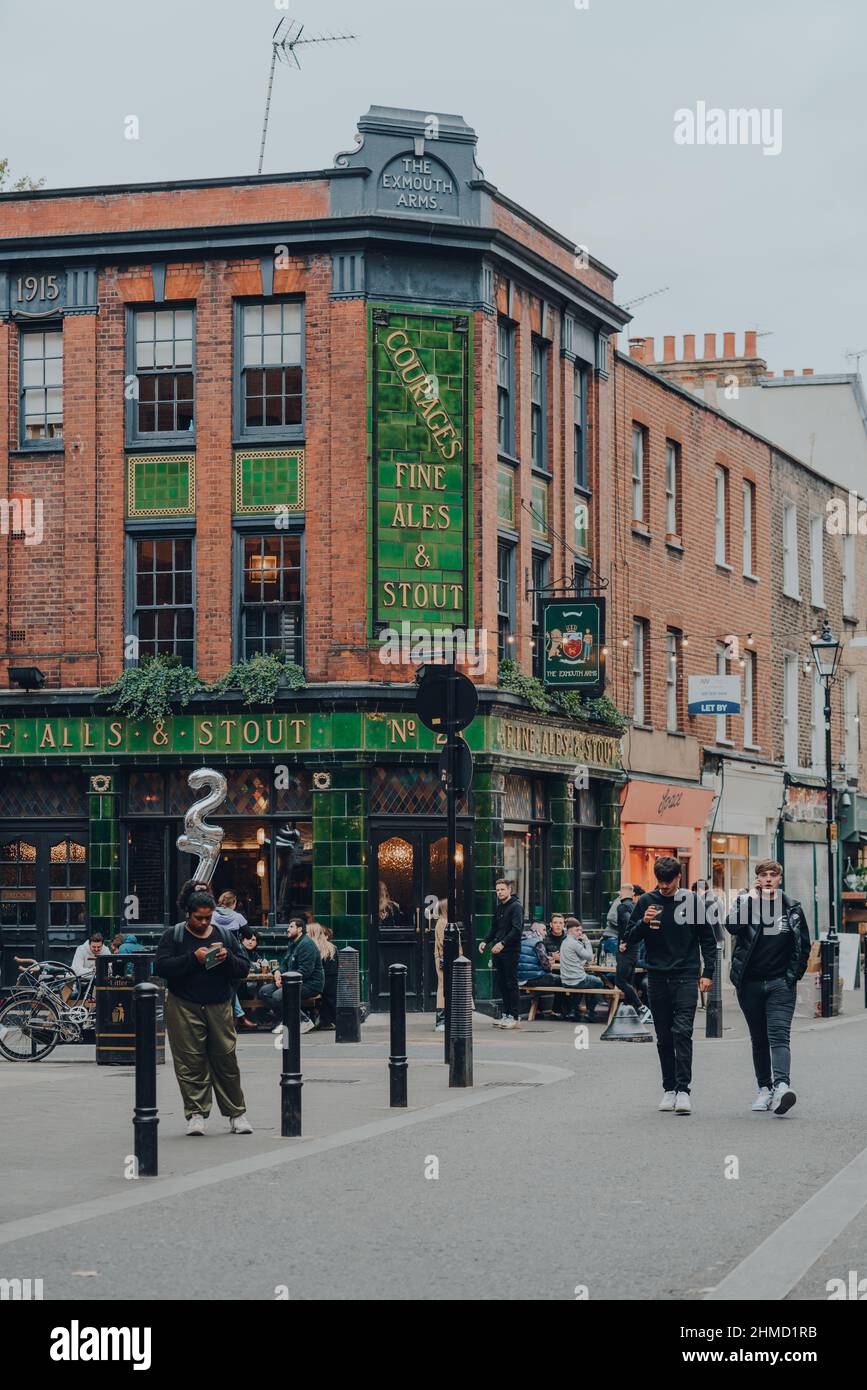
[164,993,247,1120]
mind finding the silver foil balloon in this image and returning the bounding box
[176,768,227,885]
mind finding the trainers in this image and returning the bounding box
[639,1006,653,1025]
[300,1015,315,1034]
[751,1086,773,1112]
[501,1017,521,1030]
[658,1090,677,1112]
[271,1022,283,1036]
[771,1082,796,1116]
[229,1114,253,1134]
[186,1114,206,1136]
[674,1091,692,1115]
[493,1014,509,1028]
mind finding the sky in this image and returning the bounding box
[1,0,865,374]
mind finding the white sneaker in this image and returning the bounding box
[674,1091,692,1115]
[271,1023,283,1036]
[186,1114,206,1136]
[435,1022,445,1033]
[658,1090,677,1112]
[229,1114,253,1134]
[501,1017,521,1030]
[300,1016,315,1034]
[751,1086,773,1112]
[493,1014,509,1028]
[771,1082,796,1116]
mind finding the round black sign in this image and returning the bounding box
[415,667,479,732]
[437,737,474,795]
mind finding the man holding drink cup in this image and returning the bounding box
[625,856,716,1115]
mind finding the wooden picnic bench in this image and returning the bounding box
[519,982,623,1025]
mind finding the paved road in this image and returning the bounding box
[2,987,866,1301]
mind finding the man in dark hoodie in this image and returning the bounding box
[725,859,811,1116]
[625,856,715,1116]
[479,878,524,1029]
[259,917,324,1035]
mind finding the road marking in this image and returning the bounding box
[705,1140,867,1300]
[0,1058,571,1250]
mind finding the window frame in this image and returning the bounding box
[782,501,800,599]
[743,649,756,748]
[809,513,824,607]
[783,652,799,769]
[665,439,680,537]
[811,666,824,771]
[18,323,64,450]
[715,641,729,743]
[126,304,196,447]
[844,669,860,775]
[714,465,729,566]
[665,629,682,732]
[573,363,588,490]
[843,533,857,617]
[631,425,646,524]
[497,539,516,663]
[632,618,647,725]
[233,296,306,443]
[497,318,516,458]
[126,526,196,668]
[232,519,306,668]
[531,549,551,679]
[743,480,756,577]
[530,336,549,473]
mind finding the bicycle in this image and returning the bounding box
[0,957,97,1062]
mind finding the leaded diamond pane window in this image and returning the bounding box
[369,767,468,816]
[503,774,533,822]
[0,771,87,818]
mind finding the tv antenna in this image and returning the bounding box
[845,347,867,373]
[621,286,670,310]
[258,17,357,175]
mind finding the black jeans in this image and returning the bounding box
[736,976,796,1088]
[493,950,521,1019]
[615,959,645,1012]
[259,983,319,1019]
[646,973,699,1093]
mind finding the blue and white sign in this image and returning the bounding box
[687,674,741,716]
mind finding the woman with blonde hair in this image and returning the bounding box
[432,900,470,1032]
[307,921,338,1030]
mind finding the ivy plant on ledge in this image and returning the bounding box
[102,655,206,723]
[497,658,626,732]
[210,653,306,707]
[103,652,308,722]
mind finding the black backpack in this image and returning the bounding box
[172,921,242,956]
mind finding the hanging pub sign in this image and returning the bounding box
[542,598,605,693]
[687,674,741,716]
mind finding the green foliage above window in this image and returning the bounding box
[102,656,205,723]
[498,659,626,730]
[211,653,307,706]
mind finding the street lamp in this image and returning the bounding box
[810,616,842,943]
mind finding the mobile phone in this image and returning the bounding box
[203,945,223,970]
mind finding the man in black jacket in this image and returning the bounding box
[625,856,715,1115]
[726,859,811,1116]
[259,917,324,1036]
[479,878,524,1029]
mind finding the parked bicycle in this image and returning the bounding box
[0,957,96,1061]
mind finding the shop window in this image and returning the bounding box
[126,824,168,925]
[129,307,194,441]
[127,771,166,815]
[574,786,601,928]
[238,301,304,436]
[167,767,272,818]
[0,770,87,819]
[710,833,749,909]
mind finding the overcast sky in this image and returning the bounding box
[2,0,864,373]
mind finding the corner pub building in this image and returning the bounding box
[0,106,628,1012]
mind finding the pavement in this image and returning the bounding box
[2,985,867,1301]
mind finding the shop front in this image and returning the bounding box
[619,777,716,891]
[701,755,786,909]
[780,780,831,939]
[0,700,623,1008]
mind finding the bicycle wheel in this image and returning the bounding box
[0,993,61,1061]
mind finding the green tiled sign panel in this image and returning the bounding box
[127,454,195,517]
[369,304,473,632]
[234,449,305,513]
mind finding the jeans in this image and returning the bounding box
[736,976,796,1088]
[647,973,699,1093]
[493,950,521,1019]
[615,958,646,1012]
[259,982,319,1020]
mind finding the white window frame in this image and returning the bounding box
[742,480,754,576]
[844,670,860,776]
[809,513,825,608]
[631,426,644,523]
[666,631,679,731]
[715,641,729,742]
[783,652,799,769]
[782,502,800,599]
[665,441,678,536]
[811,668,825,771]
[632,620,646,725]
[743,649,755,747]
[843,534,856,617]
[714,466,727,565]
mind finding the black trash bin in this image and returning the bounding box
[95,953,165,1066]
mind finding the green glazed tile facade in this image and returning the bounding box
[88,778,121,937]
[312,767,368,993]
[234,448,305,513]
[127,454,194,517]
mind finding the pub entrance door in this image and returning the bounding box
[369,825,473,1012]
[0,827,89,988]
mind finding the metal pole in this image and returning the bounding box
[443,660,459,1061]
[280,970,303,1136]
[705,900,724,1039]
[449,955,473,1087]
[825,681,838,940]
[133,982,159,1177]
[388,963,408,1107]
[258,43,278,175]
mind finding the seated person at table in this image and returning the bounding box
[259,918,324,1035]
[560,918,607,1019]
[544,913,568,963]
[517,922,559,1017]
[234,929,267,1025]
[70,930,111,1001]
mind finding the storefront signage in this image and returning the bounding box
[785,786,828,824]
[0,712,621,771]
[379,154,458,214]
[687,674,741,715]
[370,306,471,631]
[542,599,605,693]
[621,779,715,827]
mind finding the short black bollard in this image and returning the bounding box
[442,921,460,1064]
[335,946,362,1043]
[705,925,724,1038]
[133,982,159,1177]
[280,970,303,1137]
[448,955,473,1088]
[820,937,840,1018]
[388,963,408,1107]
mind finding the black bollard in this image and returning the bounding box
[820,937,840,1018]
[448,955,473,1088]
[280,970,303,1137]
[442,921,459,1064]
[335,946,362,1043]
[133,982,159,1177]
[388,963,408,1107]
[705,924,724,1038]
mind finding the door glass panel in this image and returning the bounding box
[0,839,38,926]
[503,830,529,918]
[47,840,87,930]
[425,836,466,924]
[376,838,415,928]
